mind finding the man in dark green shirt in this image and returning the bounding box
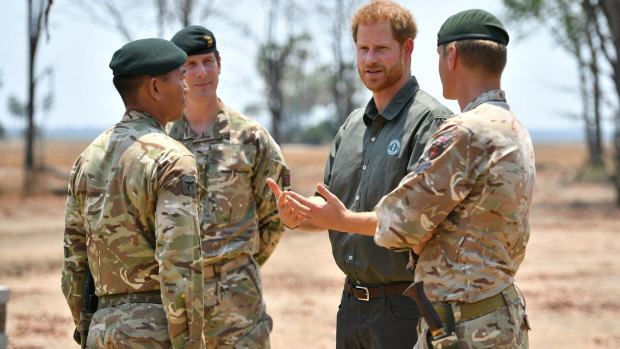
[267,1,451,348]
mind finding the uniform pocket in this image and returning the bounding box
[117,303,171,342]
[206,144,256,224]
[456,302,521,348]
[233,314,273,349]
[99,303,171,342]
[387,294,421,321]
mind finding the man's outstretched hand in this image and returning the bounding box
[284,183,349,232]
[266,178,305,229]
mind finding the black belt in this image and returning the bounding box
[345,280,410,301]
[98,290,162,308]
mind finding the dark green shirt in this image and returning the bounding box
[324,76,452,285]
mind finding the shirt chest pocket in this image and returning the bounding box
[366,154,408,200]
[205,144,256,224]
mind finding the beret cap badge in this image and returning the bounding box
[204,35,213,48]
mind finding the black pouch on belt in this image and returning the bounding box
[403,281,459,349]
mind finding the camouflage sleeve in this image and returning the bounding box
[154,154,204,349]
[253,131,290,266]
[61,158,87,330]
[375,123,485,250]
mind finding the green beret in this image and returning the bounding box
[109,38,187,76]
[437,9,509,46]
[171,25,217,56]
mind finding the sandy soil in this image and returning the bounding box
[0,139,619,348]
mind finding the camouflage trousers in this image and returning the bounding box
[414,300,529,349]
[203,256,272,348]
[87,302,172,348]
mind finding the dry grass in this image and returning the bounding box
[1,138,619,348]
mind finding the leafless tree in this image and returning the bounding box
[256,0,313,143]
[15,0,53,194]
[589,0,620,204]
[317,0,363,134]
[503,0,620,205]
[73,0,249,41]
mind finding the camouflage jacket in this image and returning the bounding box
[167,100,290,266]
[61,110,204,348]
[375,90,536,303]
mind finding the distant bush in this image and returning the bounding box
[282,120,334,145]
[300,121,333,145]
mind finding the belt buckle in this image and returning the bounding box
[354,285,370,301]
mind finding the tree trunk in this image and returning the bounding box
[328,0,358,134]
[26,0,37,172]
[24,0,45,195]
[597,0,620,205]
[585,14,604,169]
[616,112,620,205]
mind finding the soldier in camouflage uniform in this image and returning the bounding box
[374,9,535,348]
[169,26,290,348]
[61,38,205,348]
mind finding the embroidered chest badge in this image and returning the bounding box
[429,136,451,159]
[387,139,401,156]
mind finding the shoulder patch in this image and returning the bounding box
[181,175,197,195]
[282,170,291,191]
[414,160,432,175]
[429,136,451,159]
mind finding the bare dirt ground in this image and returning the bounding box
[1,139,619,348]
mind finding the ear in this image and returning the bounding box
[447,45,457,71]
[403,38,414,60]
[147,77,161,101]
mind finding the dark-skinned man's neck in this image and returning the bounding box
[124,101,167,127]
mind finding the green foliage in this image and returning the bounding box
[502,0,587,54]
[257,32,334,139]
[502,0,544,18]
[300,120,333,144]
[8,96,27,118]
[282,119,333,144]
[581,163,610,182]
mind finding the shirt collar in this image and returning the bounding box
[122,110,166,131]
[463,89,506,113]
[363,76,420,126]
[169,99,231,140]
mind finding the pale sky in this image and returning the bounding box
[0,1,598,139]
